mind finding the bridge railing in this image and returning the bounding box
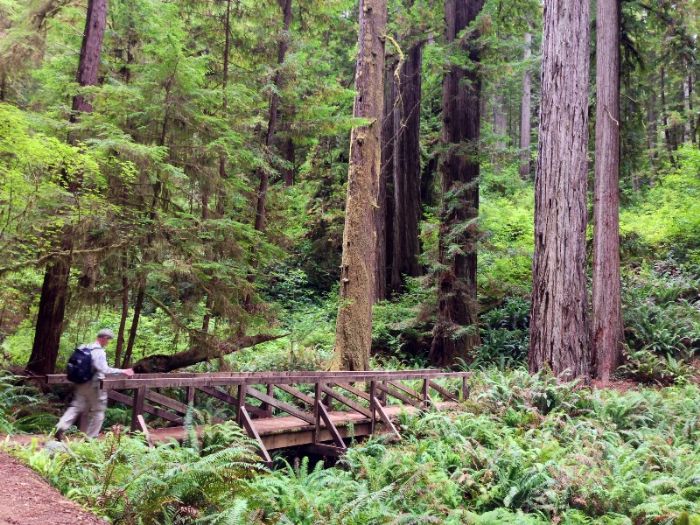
[44,370,470,459]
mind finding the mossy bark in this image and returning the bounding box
[333,0,387,371]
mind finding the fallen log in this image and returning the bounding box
[132,333,285,373]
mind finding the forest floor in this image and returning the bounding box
[0,451,106,525]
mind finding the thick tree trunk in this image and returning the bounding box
[374,58,396,302]
[519,32,532,179]
[429,0,484,368]
[390,43,423,295]
[71,0,108,117]
[592,0,623,383]
[529,0,591,380]
[27,0,108,376]
[132,333,284,373]
[254,0,292,232]
[333,0,387,371]
[26,252,71,376]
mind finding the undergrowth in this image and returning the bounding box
[4,369,700,524]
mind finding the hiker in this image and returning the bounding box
[55,329,134,439]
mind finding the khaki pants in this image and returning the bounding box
[56,382,107,438]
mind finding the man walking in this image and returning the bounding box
[55,329,134,439]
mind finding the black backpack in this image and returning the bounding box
[66,345,94,384]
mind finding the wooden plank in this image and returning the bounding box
[377,383,422,408]
[428,380,460,402]
[321,386,372,418]
[236,384,246,425]
[197,386,267,418]
[108,390,184,424]
[275,384,317,406]
[130,387,146,432]
[239,406,272,463]
[371,396,401,440]
[101,370,471,390]
[246,386,315,424]
[313,383,321,444]
[332,382,371,401]
[388,381,423,401]
[136,414,153,447]
[145,390,189,415]
[318,401,346,449]
[186,387,196,405]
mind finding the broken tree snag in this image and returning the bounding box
[131,333,284,373]
[333,0,387,371]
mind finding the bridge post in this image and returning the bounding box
[130,386,146,432]
[313,382,321,443]
[462,376,469,400]
[369,380,376,434]
[421,379,429,409]
[236,384,246,425]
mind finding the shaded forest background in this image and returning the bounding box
[0,0,698,383]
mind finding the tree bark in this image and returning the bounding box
[26,251,71,376]
[374,58,396,302]
[122,280,145,368]
[254,0,293,232]
[519,32,532,179]
[592,0,623,382]
[27,0,108,376]
[333,0,387,371]
[132,333,285,373]
[390,43,423,295]
[529,0,591,380]
[71,0,108,117]
[429,0,484,368]
[114,257,129,368]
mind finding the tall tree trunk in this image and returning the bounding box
[70,0,108,117]
[529,0,591,380]
[429,0,484,368]
[114,256,129,368]
[333,0,387,371]
[592,0,622,383]
[254,0,292,232]
[123,279,145,368]
[27,0,108,376]
[683,71,692,143]
[374,58,396,302]
[390,43,423,295]
[26,250,71,376]
[660,66,676,164]
[216,0,232,218]
[519,32,532,179]
[492,87,507,151]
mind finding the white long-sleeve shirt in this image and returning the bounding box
[86,342,126,384]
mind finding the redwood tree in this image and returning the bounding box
[26,0,108,376]
[390,43,424,295]
[429,0,484,368]
[529,0,591,380]
[592,0,622,382]
[334,0,386,370]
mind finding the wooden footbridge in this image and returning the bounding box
[45,370,469,461]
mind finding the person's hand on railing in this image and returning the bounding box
[123,368,135,377]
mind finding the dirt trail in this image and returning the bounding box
[0,451,106,525]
